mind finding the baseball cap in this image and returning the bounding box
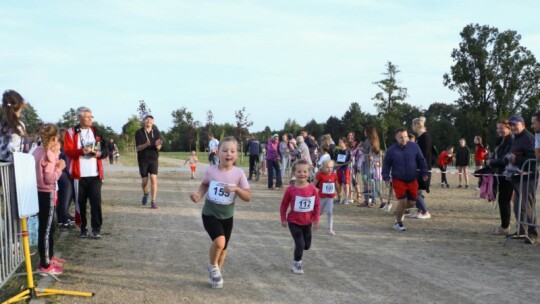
[509,115,524,124]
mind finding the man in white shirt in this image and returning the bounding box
[64,107,107,239]
[208,133,219,165]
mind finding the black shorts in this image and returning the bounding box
[202,214,233,250]
[138,159,158,178]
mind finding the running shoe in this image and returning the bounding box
[39,265,63,275]
[393,222,406,232]
[441,183,445,188]
[92,231,102,239]
[457,185,463,189]
[151,202,159,209]
[406,212,419,218]
[141,193,149,206]
[328,230,336,236]
[207,264,223,288]
[78,230,90,238]
[51,256,66,267]
[379,202,387,209]
[292,261,304,274]
[416,212,431,219]
[383,203,393,213]
[492,226,509,235]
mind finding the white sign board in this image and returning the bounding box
[14,152,39,218]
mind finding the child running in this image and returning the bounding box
[280,159,320,274]
[32,123,66,275]
[190,137,251,289]
[313,159,337,235]
[184,150,199,179]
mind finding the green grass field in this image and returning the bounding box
[118,151,250,167]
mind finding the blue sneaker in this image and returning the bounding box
[141,193,149,206]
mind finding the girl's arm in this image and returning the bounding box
[224,186,252,202]
[280,190,291,226]
[42,151,63,185]
[190,182,209,203]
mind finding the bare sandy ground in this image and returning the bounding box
[34,159,540,304]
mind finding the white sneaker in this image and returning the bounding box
[383,203,393,213]
[406,212,419,218]
[343,199,349,205]
[416,212,431,219]
[207,264,223,288]
[328,229,336,235]
[292,261,304,274]
[393,222,406,232]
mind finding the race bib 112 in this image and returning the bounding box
[293,195,315,212]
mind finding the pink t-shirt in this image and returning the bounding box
[201,165,250,219]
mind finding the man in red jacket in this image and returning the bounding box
[64,106,107,239]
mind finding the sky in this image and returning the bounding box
[1,0,539,134]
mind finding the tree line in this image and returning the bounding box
[3,23,539,154]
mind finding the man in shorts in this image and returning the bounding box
[382,128,429,231]
[135,114,163,209]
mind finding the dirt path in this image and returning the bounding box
[38,163,540,304]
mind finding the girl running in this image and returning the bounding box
[32,123,66,275]
[184,150,199,179]
[280,159,320,274]
[313,159,337,235]
[190,137,251,289]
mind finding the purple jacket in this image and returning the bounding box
[266,139,280,161]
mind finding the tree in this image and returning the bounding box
[57,108,78,130]
[282,119,302,137]
[234,107,253,156]
[19,103,42,135]
[372,61,408,148]
[137,100,152,122]
[303,119,324,140]
[323,116,343,142]
[121,115,141,145]
[170,107,197,151]
[341,102,366,134]
[443,23,540,139]
[372,61,408,116]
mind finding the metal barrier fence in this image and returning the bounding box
[514,159,539,243]
[0,162,24,289]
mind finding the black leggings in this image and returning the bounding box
[288,222,312,262]
[497,178,513,229]
[439,164,448,185]
[38,192,55,268]
[56,171,74,225]
[202,214,233,250]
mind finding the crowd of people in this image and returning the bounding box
[1,88,539,289]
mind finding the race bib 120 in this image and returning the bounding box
[293,195,315,212]
[208,180,237,205]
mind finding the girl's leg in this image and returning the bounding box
[463,166,469,186]
[288,223,305,261]
[457,166,462,185]
[302,223,313,251]
[209,236,226,266]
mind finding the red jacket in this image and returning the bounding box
[64,125,104,180]
[474,144,488,163]
[438,150,453,168]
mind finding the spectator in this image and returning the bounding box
[485,119,513,235]
[266,134,282,190]
[506,115,538,244]
[64,106,107,239]
[245,135,260,181]
[455,138,470,189]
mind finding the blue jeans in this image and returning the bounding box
[267,159,282,188]
[416,189,428,213]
